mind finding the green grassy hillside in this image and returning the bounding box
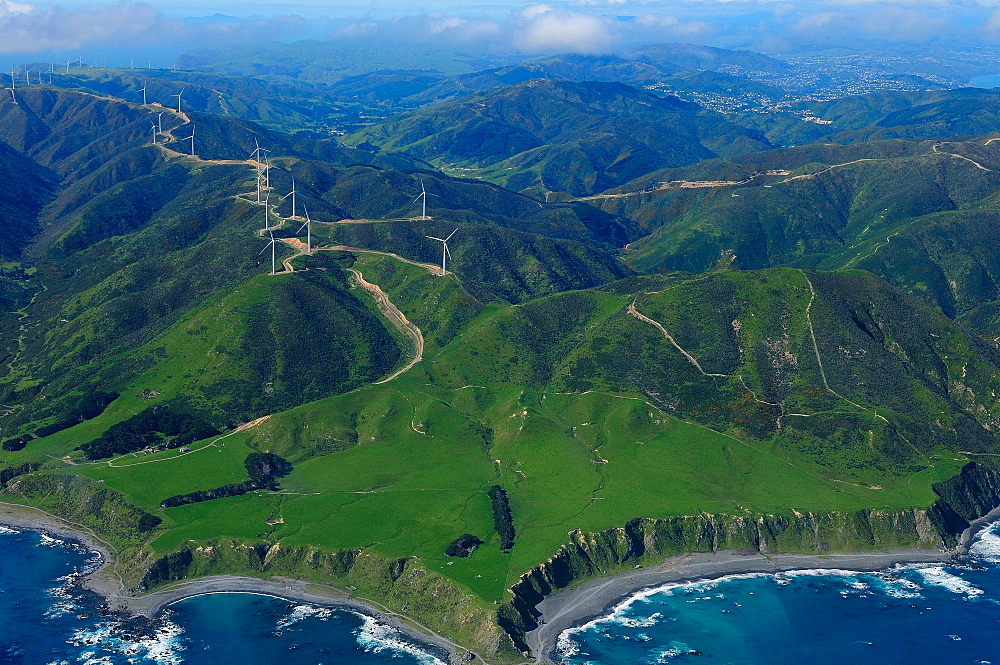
[600,137,1000,336]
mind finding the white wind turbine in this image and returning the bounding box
[411,178,438,220]
[140,80,147,105]
[280,177,299,218]
[297,203,313,253]
[150,122,157,145]
[171,87,185,113]
[10,66,15,90]
[156,111,164,135]
[181,124,197,156]
[259,229,278,275]
[426,228,457,276]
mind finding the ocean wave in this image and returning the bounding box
[354,613,447,665]
[910,566,984,598]
[38,533,68,548]
[69,617,186,665]
[0,525,21,535]
[275,603,334,630]
[650,641,700,662]
[970,524,1000,563]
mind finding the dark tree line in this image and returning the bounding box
[77,407,219,460]
[161,452,292,508]
[489,485,516,552]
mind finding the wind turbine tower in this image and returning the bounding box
[411,179,437,220]
[298,203,313,253]
[151,123,157,145]
[140,80,147,105]
[172,88,184,113]
[426,229,457,276]
[281,177,298,218]
[259,230,278,276]
[156,111,164,135]
[10,66,14,89]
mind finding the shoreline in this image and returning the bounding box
[527,507,1000,665]
[0,502,468,665]
[5,499,1000,665]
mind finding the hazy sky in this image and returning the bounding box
[5,1,1000,62]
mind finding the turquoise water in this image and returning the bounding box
[558,526,1000,664]
[0,525,445,665]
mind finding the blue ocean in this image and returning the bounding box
[0,525,446,665]
[559,526,1000,664]
[5,524,1000,665]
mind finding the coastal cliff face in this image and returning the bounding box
[502,461,1000,652]
[138,540,517,660]
[5,462,1000,663]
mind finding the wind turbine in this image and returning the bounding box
[10,66,14,90]
[297,203,313,253]
[140,80,147,105]
[259,229,278,276]
[150,123,157,145]
[156,111,164,135]
[171,87,184,113]
[250,139,264,203]
[65,61,69,74]
[411,179,439,219]
[181,124,196,156]
[280,177,298,218]
[426,229,457,276]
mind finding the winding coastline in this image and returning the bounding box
[0,501,462,665]
[4,498,1000,665]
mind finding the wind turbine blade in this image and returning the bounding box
[258,242,272,256]
[444,244,452,259]
[412,194,423,204]
[445,228,458,241]
[297,222,308,233]
[303,203,310,220]
[426,236,445,242]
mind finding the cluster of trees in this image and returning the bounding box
[444,533,484,558]
[489,485,515,552]
[161,452,292,508]
[77,407,219,460]
[2,391,118,451]
[0,461,40,486]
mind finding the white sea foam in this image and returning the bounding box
[69,618,185,665]
[650,641,698,662]
[911,566,984,598]
[0,525,21,535]
[38,533,68,548]
[970,524,1000,562]
[353,613,447,665]
[275,603,333,630]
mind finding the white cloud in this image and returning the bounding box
[513,5,618,53]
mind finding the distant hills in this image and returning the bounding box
[346,78,773,197]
